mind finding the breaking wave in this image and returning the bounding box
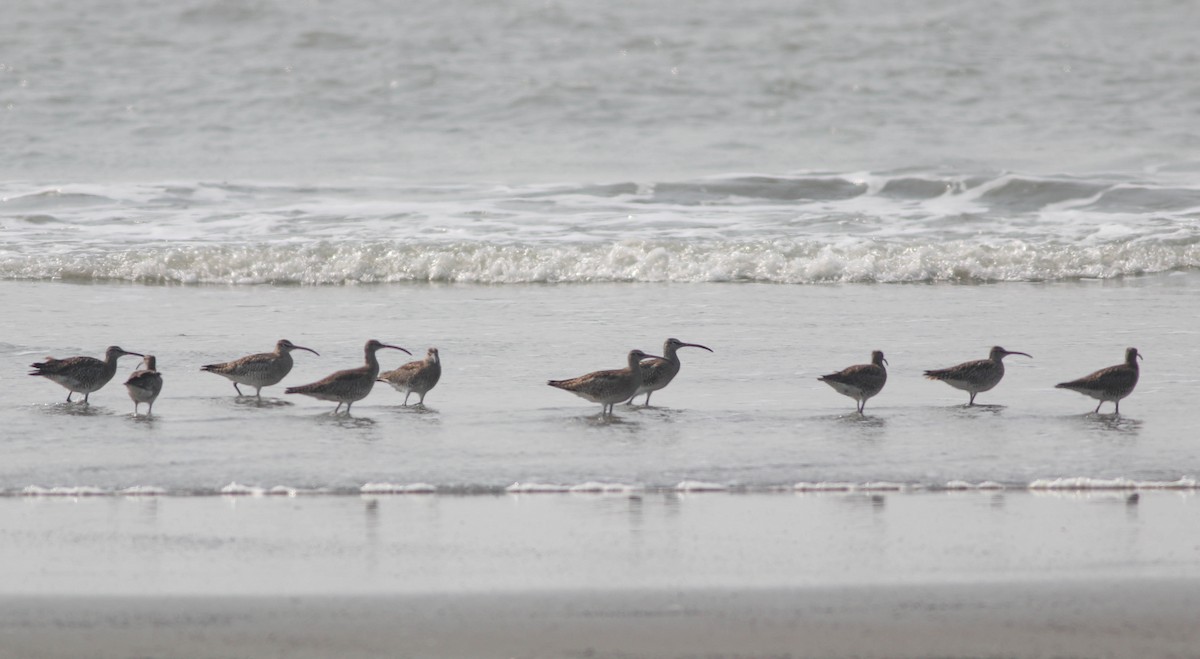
[2,239,1198,285]
[4,170,1200,285]
[9,477,1198,498]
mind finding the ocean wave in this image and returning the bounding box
[3,239,1198,285]
[7,477,1197,498]
[5,171,1200,285]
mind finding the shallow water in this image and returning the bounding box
[5,1,1200,613]
[2,276,1196,495]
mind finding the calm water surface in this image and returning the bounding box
[1,277,1196,494]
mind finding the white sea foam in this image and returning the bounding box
[360,482,438,494]
[944,481,1007,491]
[21,485,108,497]
[505,482,572,493]
[119,485,169,497]
[4,238,1197,285]
[674,481,730,492]
[568,482,643,493]
[793,481,914,492]
[1028,477,1199,491]
[3,174,1199,285]
[220,482,267,496]
[3,478,1199,497]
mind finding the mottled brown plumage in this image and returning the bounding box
[286,339,410,414]
[819,350,888,414]
[628,338,713,406]
[124,355,163,416]
[1056,347,1141,414]
[29,346,144,404]
[549,349,663,416]
[924,346,1031,405]
[202,339,319,398]
[378,347,441,406]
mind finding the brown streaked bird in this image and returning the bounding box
[627,338,713,406]
[924,346,1031,405]
[1055,347,1142,415]
[378,347,442,406]
[201,339,319,398]
[819,350,888,414]
[29,346,145,404]
[549,349,663,416]
[285,339,411,414]
[124,355,163,417]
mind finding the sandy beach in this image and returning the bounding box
[5,581,1200,659]
[3,491,1199,658]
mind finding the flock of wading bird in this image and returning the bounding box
[26,337,1143,418]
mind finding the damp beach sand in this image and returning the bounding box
[2,491,1198,659]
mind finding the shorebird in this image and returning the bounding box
[819,350,888,414]
[285,339,410,414]
[124,355,163,416]
[28,346,145,404]
[549,349,663,416]
[1055,347,1142,414]
[924,346,1031,405]
[377,347,441,406]
[626,338,713,406]
[201,339,319,398]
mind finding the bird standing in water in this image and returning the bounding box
[378,347,442,406]
[201,339,319,399]
[819,350,888,414]
[924,346,1031,405]
[29,346,145,404]
[1055,347,1142,414]
[549,349,663,416]
[627,338,713,407]
[286,339,410,414]
[124,354,163,416]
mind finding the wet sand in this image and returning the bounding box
[3,491,1199,657]
[4,581,1200,659]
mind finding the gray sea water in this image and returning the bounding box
[3,0,1200,497]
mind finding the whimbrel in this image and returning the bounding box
[124,355,163,416]
[819,350,888,414]
[1055,347,1141,414]
[924,346,1031,405]
[548,349,663,416]
[285,339,410,414]
[377,347,441,406]
[28,346,144,404]
[626,338,713,406]
[201,339,319,398]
